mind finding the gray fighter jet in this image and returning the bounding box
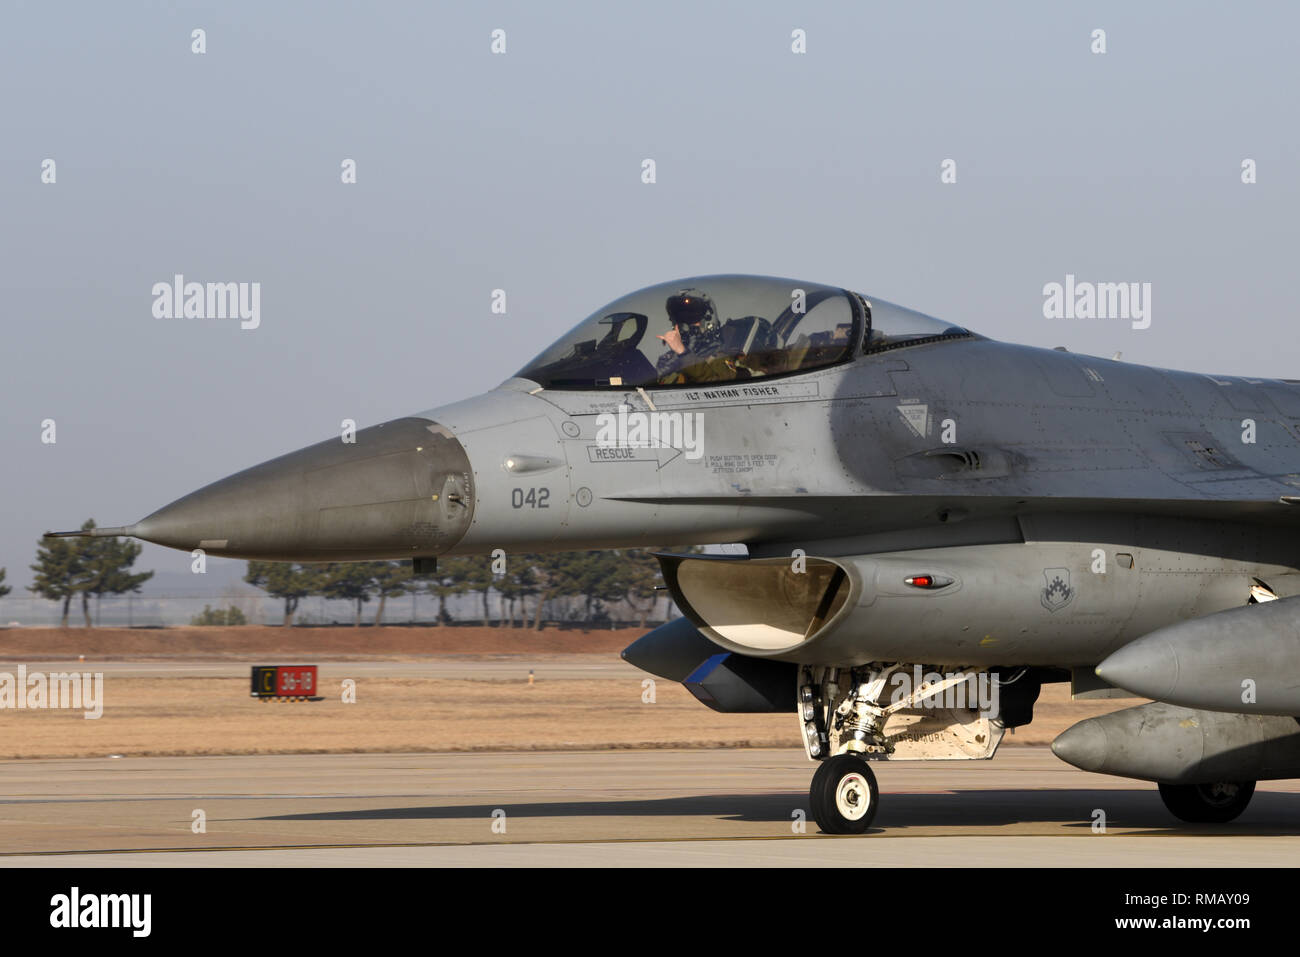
[52,274,1300,833]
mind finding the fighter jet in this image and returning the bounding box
[51,274,1300,833]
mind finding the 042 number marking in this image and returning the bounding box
[511,487,550,509]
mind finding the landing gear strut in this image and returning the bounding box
[1158,780,1256,823]
[801,665,894,834]
[799,662,993,833]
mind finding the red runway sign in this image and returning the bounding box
[251,665,321,701]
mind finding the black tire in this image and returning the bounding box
[1157,780,1256,824]
[810,754,879,834]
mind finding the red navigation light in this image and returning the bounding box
[904,574,954,589]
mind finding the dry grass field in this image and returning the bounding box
[0,625,636,659]
[0,626,1132,759]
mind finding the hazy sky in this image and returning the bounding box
[3,1,1298,593]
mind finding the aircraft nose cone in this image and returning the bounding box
[132,417,474,561]
[1050,719,1109,773]
[1095,635,1179,702]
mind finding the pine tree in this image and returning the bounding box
[569,551,629,624]
[244,562,323,626]
[620,549,664,628]
[75,520,153,627]
[30,525,87,627]
[495,560,538,628]
[422,557,477,626]
[370,562,412,626]
[529,552,590,631]
[456,557,494,626]
[319,563,375,627]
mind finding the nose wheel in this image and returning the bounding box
[810,754,880,834]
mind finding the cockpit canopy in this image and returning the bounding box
[515,274,972,390]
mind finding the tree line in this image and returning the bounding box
[17,519,684,630]
[25,520,153,626]
[244,550,674,630]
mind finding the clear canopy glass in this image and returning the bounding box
[862,299,972,352]
[515,275,974,390]
[516,275,859,389]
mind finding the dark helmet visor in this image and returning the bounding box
[666,292,711,325]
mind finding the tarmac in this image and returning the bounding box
[2,747,1298,866]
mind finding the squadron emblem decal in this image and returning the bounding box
[1041,568,1075,612]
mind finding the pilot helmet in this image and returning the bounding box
[666,289,720,346]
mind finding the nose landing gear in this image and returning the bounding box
[801,663,892,834]
[799,661,992,834]
[811,753,880,833]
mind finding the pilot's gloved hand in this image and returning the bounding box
[657,324,686,355]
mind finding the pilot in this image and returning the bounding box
[655,290,736,384]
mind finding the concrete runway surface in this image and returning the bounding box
[1,747,1298,866]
